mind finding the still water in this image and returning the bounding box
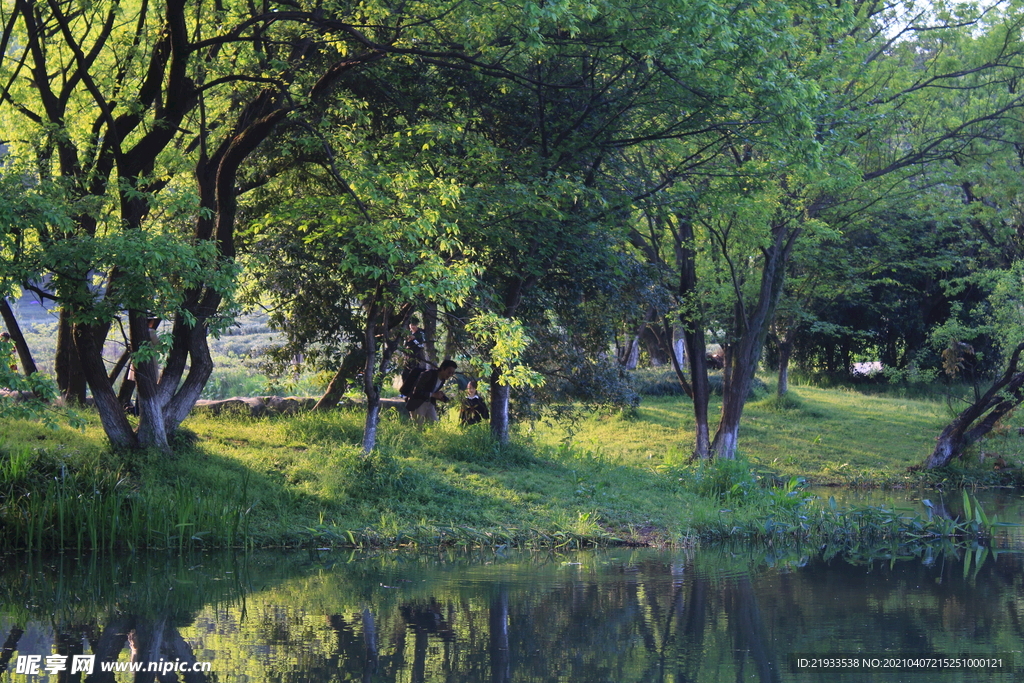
[2,492,1023,683]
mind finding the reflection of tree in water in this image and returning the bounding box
[0,602,208,683]
[723,578,782,683]
[0,553,263,683]
[326,610,378,683]
[402,599,455,683]
[4,549,1024,682]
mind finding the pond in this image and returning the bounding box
[2,491,1023,683]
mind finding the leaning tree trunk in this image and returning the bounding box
[923,342,1024,469]
[0,298,38,375]
[316,349,368,411]
[314,368,349,412]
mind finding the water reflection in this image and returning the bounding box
[1,547,1023,682]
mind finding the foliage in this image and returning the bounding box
[0,338,82,428]
[463,313,543,389]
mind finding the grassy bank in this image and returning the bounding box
[1,385,1021,551]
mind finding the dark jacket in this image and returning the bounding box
[407,369,445,412]
[460,395,490,425]
[406,329,427,361]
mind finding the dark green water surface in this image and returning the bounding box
[2,492,1024,682]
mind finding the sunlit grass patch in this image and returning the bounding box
[531,387,970,484]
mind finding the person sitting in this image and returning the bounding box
[407,359,457,424]
[460,380,490,425]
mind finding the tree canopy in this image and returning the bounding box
[4,0,1024,468]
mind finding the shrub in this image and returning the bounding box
[632,368,768,400]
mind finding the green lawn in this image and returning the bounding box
[2,384,1020,550]
[532,387,964,484]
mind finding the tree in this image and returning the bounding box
[626,0,1024,460]
[243,89,478,452]
[0,0,506,450]
[444,0,854,443]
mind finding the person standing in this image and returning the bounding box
[407,359,457,424]
[405,317,428,369]
[1,332,15,372]
[400,316,430,398]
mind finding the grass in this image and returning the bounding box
[2,381,1021,552]
[532,383,1024,486]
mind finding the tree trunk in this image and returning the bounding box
[487,274,535,442]
[674,214,710,459]
[314,367,349,412]
[489,366,512,444]
[0,299,38,375]
[422,302,438,366]
[442,308,465,362]
[664,319,693,398]
[711,219,799,459]
[129,312,170,452]
[923,343,1024,469]
[777,334,793,397]
[116,374,136,409]
[618,333,641,369]
[924,429,964,471]
[73,321,138,449]
[56,310,87,403]
[641,321,668,365]
[361,298,382,455]
[683,324,711,460]
[673,334,686,370]
[160,319,216,435]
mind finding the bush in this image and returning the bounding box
[751,391,822,416]
[631,368,768,400]
[682,458,760,501]
[337,448,420,500]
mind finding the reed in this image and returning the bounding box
[692,491,1015,556]
[0,444,254,551]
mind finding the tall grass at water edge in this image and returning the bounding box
[0,428,255,552]
[656,455,1017,556]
